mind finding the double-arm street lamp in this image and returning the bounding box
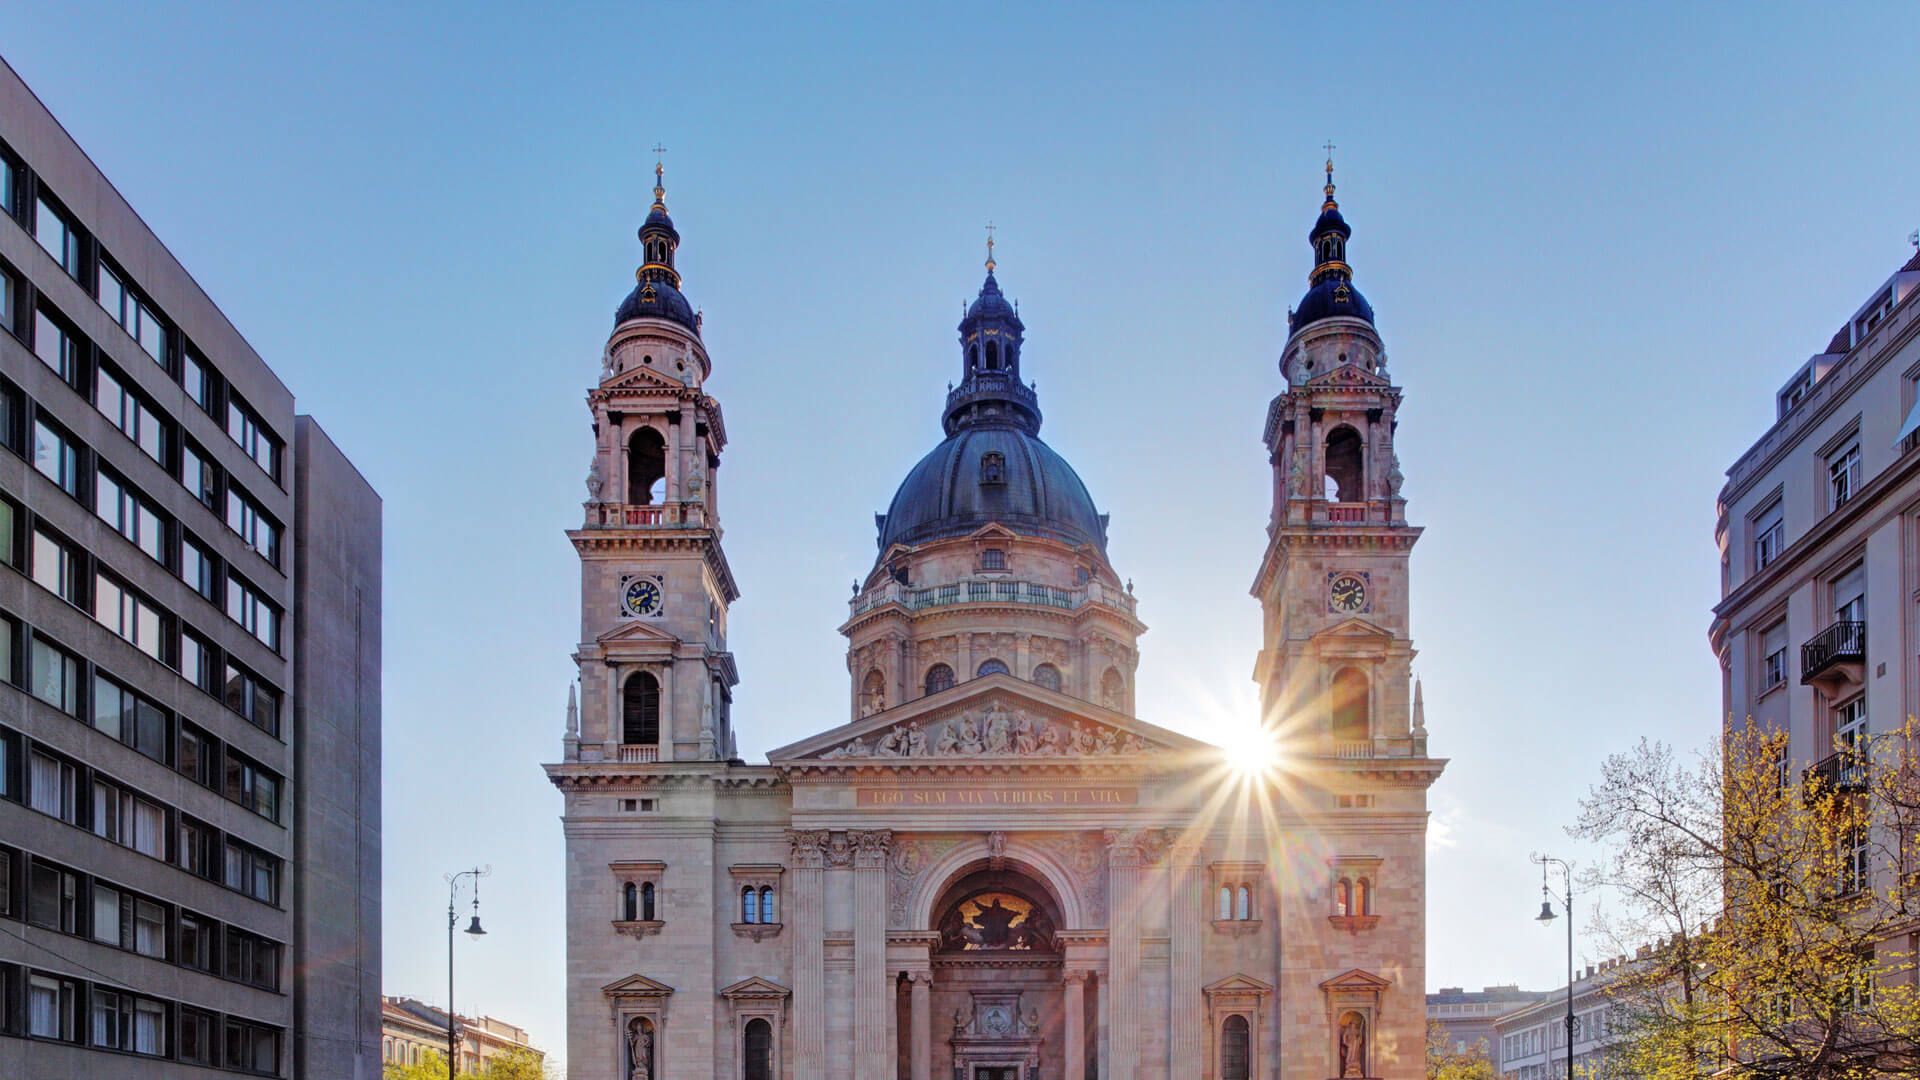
[446,866,491,1079]
[1531,853,1575,1080]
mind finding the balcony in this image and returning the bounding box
[1804,750,1867,798]
[1327,503,1368,523]
[586,501,708,529]
[848,577,1138,619]
[617,745,659,764]
[1800,621,1865,691]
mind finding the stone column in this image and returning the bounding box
[1169,843,1205,1078]
[1014,633,1030,680]
[853,830,892,1080]
[897,637,914,708]
[1106,831,1143,1080]
[909,971,933,1080]
[658,661,675,757]
[665,415,682,503]
[603,662,619,755]
[1063,969,1088,1080]
[788,830,828,1080]
[959,633,973,681]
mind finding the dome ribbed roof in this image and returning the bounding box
[615,278,697,330]
[1292,275,1373,329]
[877,425,1106,554]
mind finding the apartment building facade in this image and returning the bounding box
[1711,244,1920,865]
[1426,984,1551,1058]
[0,58,381,1078]
[380,996,545,1074]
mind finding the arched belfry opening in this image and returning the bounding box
[1324,425,1364,502]
[1330,667,1369,743]
[922,864,1075,1080]
[627,427,666,504]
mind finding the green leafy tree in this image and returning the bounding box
[475,1047,548,1080]
[385,1048,467,1080]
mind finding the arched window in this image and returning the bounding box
[1031,663,1062,692]
[741,886,759,924]
[1336,878,1352,917]
[759,886,776,924]
[977,658,1009,678]
[970,345,980,369]
[623,672,660,745]
[744,1017,773,1080]
[1355,877,1371,916]
[1218,886,1233,920]
[860,669,886,717]
[1221,1015,1251,1080]
[623,882,638,921]
[640,882,656,922]
[986,341,1000,370]
[1330,668,1369,743]
[1101,668,1126,710]
[627,427,667,505]
[980,453,1006,485]
[1324,425,1364,502]
[1236,885,1251,921]
[924,664,956,696]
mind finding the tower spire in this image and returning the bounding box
[985,221,997,274]
[651,143,668,208]
[1323,140,1338,210]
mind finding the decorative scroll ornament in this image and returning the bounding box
[820,705,1151,760]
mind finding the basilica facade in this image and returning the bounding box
[545,159,1445,1080]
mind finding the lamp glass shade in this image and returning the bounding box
[465,915,487,936]
[1536,900,1557,923]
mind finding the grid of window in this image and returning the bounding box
[94,366,168,464]
[92,673,170,763]
[94,260,168,365]
[224,751,280,824]
[225,573,279,651]
[94,571,167,663]
[226,396,279,481]
[10,956,283,1071]
[91,778,166,859]
[225,485,279,567]
[95,469,167,564]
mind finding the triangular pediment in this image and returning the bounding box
[1204,973,1275,995]
[768,673,1212,764]
[1306,362,1390,389]
[1319,968,1391,991]
[601,364,693,394]
[603,973,676,998]
[719,976,791,1000]
[1310,617,1395,643]
[597,619,682,647]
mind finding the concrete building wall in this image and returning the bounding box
[293,417,382,1080]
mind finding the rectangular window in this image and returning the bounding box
[226,1017,282,1075]
[91,882,121,944]
[28,861,78,933]
[1834,564,1866,625]
[226,572,280,650]
[224,839,279,904]
[32,418,81,496]
[33,196,81,278]
[0,497,17,570]
[94,572,167,662]
[177,721,216,788]
[28,972,77,1041]
[180,627,218,693]
[179,531,218,600]
[225,485,280,566]
[0,265,15,338]
[177,816,216,879]
[1760,621,1788,691]
[179,1005,216,1063]
[226,751,281,823]
[180,441,217,508]
[226,396,280,481]
[178,911,214,972]
[29,751,77,823]
[31,526,80,604]
[32,307,81,388]
[181,346,214,413]
[30,636,80,715]
[133,897,165,957]
[1829,441,1863,509]
[224,662,280,735]
[88,780,166,857]
[1752,499,1784,571]
[226,927,282,990]
[95,260,168,366]
[93,366,168,464]
[95,469,167,563]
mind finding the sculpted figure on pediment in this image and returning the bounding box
[818,709,1154,760]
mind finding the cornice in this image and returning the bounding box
[778,758,1191,781]
[543,762,788,792]
[568,529,741,604]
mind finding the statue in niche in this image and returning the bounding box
[1339,1013,1366,1078]
[585,458,606,502]
[626,1018,653,1080]
[1386,452,1404,498]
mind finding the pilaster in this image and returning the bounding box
[788,830,828,1080]
[852,829,892,1080]
[1170,843,1205,1077]
[1106,830,1144,1080]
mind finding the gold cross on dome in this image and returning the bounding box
[985,221,997,272]
[651,143,668,185]
[1323,139,1336,173]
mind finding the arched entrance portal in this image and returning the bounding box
[916,866,1088,1080]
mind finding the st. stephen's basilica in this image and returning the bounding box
[545,156,1445,1080]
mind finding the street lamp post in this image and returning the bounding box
[446,866,491,1080]
[1531,853,1574,1080]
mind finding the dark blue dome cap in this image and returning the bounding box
[961,271,1024,330]
[877,426,1107,553]
[1291,275,1373,329]
[615,278,697,329]
[1289,154,1375,333]
[614,157,697,332]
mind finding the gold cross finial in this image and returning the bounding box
[985,221,997,273]
[651,144,668,203]
[1322,140,1338,208]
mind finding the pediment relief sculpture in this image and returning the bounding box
[818,702,1153,760]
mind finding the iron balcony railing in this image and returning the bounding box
[1804,749,1867,796]
[1800,621,1865,684]
[849,578,1136,618]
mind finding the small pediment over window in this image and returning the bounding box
[718,976,790,1002]
[603,973,676,1001]
[1318,968,1391,992]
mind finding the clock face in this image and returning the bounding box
[623,576,663,618]
[1329,573,1367,613]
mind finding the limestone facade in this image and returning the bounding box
[548,163,1444,1080]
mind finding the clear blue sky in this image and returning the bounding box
[10,3,1918,1068]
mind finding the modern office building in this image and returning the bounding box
[1488,959,1634,1080]
[0,58,381,1078]
[1711,244,1920,879]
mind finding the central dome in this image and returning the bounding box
[877,425,1107,554]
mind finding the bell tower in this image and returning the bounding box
[1251,155,1426,760]
[567,157,740,765]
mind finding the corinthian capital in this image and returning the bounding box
[851,829,894,868]
[787,829,829,869]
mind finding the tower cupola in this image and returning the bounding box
[615,153,699,332]
[946,229,1039,436]
[1289,151,1374,334]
